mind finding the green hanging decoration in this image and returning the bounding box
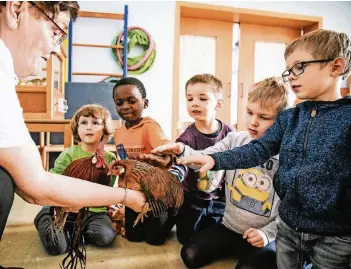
[112,26,156,75]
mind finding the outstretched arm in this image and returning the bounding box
[178,116,285,173]
[0,141,146,212]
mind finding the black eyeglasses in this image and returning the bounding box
[282,59,334,83]
[29,1,68,46]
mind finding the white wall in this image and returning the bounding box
[73,1,351,139]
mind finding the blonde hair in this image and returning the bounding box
[70,104,113,143]
[185,74,223,99]
[285,29,351,79]
[248,77,288,113]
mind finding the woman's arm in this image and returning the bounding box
[0,141,145,212]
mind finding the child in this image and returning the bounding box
[113,77,170,158]
[34,104,117,255]
[178,29,351,269]
[112,77,183,245]
[153,77,287,269]
[170,74,234,245]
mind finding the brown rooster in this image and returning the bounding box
[52,142,111,269]
[108,158,184,227]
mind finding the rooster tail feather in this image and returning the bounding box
[60,208,88,269]
[52,208,69,231]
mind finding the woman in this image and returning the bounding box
[0,1,145,241]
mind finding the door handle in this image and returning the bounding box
[228,82,231,98]
[239,83,244,98]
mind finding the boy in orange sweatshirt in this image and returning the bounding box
[112,77,184,245]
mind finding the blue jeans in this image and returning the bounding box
[34,207,117,255]
[276,216,351,269]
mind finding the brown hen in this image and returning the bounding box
[108,159,184,226]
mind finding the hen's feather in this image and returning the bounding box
[110,159,183,218]
[62,157,110,186]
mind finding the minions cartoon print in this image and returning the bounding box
[227,165,275,217]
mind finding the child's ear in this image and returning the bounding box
[331,57,346,77]
[215,99,224,111]
[143,99,149,109]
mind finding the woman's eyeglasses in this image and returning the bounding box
[29,1,68,46]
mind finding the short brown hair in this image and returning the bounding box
[0,1,80,22]
[285,29,351,79]
[248,77,288,113]
[70,104,113,143]
[185,74,223,98]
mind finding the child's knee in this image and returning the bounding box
[34,207,52,230]
[125,232,144,242]
[85,225,117,246]
[124,222,144,242]
[44,242,67,256]
[180,245,200,269]
[145,233,167,246]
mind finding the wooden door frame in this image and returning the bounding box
[172,1,323,140]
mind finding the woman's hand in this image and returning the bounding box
[177,155,215,174]
[151,142,185,155]
[125,189,146,212]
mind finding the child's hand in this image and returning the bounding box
[151,142,185,155]
[177,155,215,174]
[137,153,172,169]
[243,228,264,248]
[108,204,125,221]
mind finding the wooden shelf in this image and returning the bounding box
[72,72,123,77]
[16,85,46,93]
[72,43,123,49]
[43,144,65,152]
[79,11,124,20]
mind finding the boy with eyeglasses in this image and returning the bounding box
[176,29,351,269]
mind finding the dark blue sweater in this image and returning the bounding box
[211,96,351,235]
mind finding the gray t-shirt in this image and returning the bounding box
[182,131,280,244]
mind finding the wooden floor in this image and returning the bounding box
[0,225,237,269]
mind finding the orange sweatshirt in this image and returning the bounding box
[114,117,170,159]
